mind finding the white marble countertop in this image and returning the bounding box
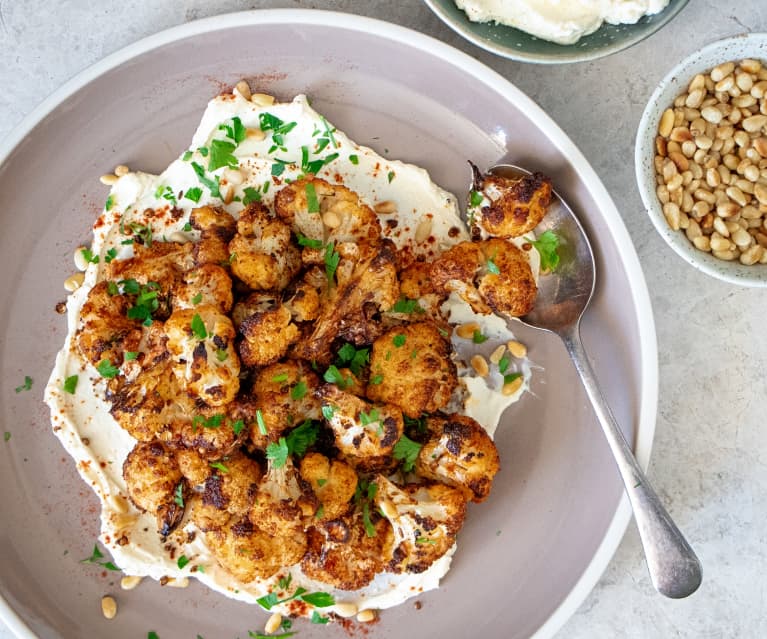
[1,1,765,637]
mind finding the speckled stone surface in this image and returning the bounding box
[1,1,766,637]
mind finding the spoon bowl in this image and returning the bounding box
[487,163,703,599]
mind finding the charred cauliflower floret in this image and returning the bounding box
[293,240,400,365]
[301,511,393,590]
[374,476,467,574]
[106,240,193,291]
[75,280,143,368]
[318,384,403,472]
[191,452,262,530]
[394,261,446,318]
[417,414,500,503]
[237,293,300,367]
[228,202,301,291]
[283,279,322,322]
[189,205,237,267]
[204,516,307,583]
[250,456,318,536]
[165,410,244,460]
[172,263,233,313]
[299,452,358,521]
[274,178,381,260]
[175,447,212,487]
[469,163,552,239]
[164,305,240,406]
[249,361,322,448]
[123,441,185,537]
[430,239,536,317]
[367,322,457,418]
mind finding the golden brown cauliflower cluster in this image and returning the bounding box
[75,171,548,594]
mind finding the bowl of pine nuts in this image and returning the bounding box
[636,34,767,286]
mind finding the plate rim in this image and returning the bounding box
[422,0,690,64]
[0,9,658,639]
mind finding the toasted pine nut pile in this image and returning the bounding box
[654,59,767,265]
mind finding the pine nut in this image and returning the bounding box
[507,340,527,358]
[374,200,397,214]
[711,62,735,82]
[99,173,118,185]
[706,167,721,187]
[502,376,524,396]
[264,613,282,634]
[669,151,688,172]
[659,109,675,137]
[713,249,738,260]
[456,323,480,339]
[743,115,767,132]
[166,577,189,588]
[740,244,764,265]
[701,106,723,124]
[741,59,762,75]
[357,609,377,623]
[114,164,129,177]
[713,216,729,237]
[689,74,706,92]
[692,236,711,252]
[695,135,713,150]
[120,576,142,590]
[251,93,275,107]
[717,202,740,218]
[686,89,705,109]
[663,202,681,230]
[755,183,767,205]
[246,128,266,141]
[101,596,117,620]
[754,137,767,157]
[656,136,667,156]
[415,217,433,243]
[64,272,85,292]
[666,174,683,191]
[223,168,243,185]
[726,186,748,207]
[74,246,89,271]
[732,227,752,248]
[235,80,252,101]
[656,185,670,204]
[489,344,506,364]
[334,602,358,618]
[322,211,341,229]
[710,235,731,251]
[471,354,489,377]
[222,184,234,205]
[685,218,702,241]
[670,127,693,142]
[691,200,710,219]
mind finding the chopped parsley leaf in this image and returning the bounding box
[183,222,193,232]
[296,233,323,249]
[503,372,523,386]
[348,154,359,165]
[215,349,228,362]
[305,182,320,213]
[416,536,437,545]
[527,230,561,271]
[190,313,207,340]
[63,375,78,394]
[128,222,153,247]
[219,116,246,144]
[359,408,380,426]
[15,376,32,393]
[410,348,418,359]
[182,151,193,161]
[285,420,319,458]
[256,409,267,435]
[316,478,327,487]
[336,343,369,377]
[320,115,338,149]
[242,186,262,205]
[469,189,484,207]
[105,194,115,211]
[184,187,203,203]
[191,292,203,305]
[278,574,293,590]
[80,247,99,264]
[232,419,245,436]
[148,633,160,639]
[498,354,511,374]
[96,359,119,379]
[177,555,190,570]
[271,373,289,383]
[392,334,406,347]
[124,351,138,361]
[370,374,383,385]
[107,281,119,296]
[486,257,500,275]
[209,461,229,474]
[387,170,395,183]
[290,380,307,400]
[248,631,295,639]
[174,483,184,508]
[321,405,336,421]
[266,437,289,468]
[271,159,288,177]
[392,297,425,314]
[393,434,422,472]
[104,248,118,263]
[324,242,340,284]
[207,138,238,171]
[472,330,489,344]
[323,365,352,389]
[301,592,335,607]
[81,543,120,571]
[191,161,222,199]
[3,432,9,442]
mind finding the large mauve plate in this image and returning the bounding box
[0,10,656,639]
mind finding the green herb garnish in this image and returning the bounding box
[472,330,489,344]
[185,187,203,203]
[191,313,207,340]
[526,230,561,271]
[256,409,267,435]
[209,461,229,473]
[174,483,184,508]
[393,434,422,472]
[96,359,119,379]
[177,555,190,570]
[323,365,352,389]
[266,437,289,468]
[348,154,359,165]
[305,183,320,213]
[242,186,262,205]
[392,297,425,314]
[191,161,221,199]
[63,375,78,394]
[15,376,32,393]
[392,334,406,347]
[469,190,484,207]
[296,233,324,249]
[81,544,120,571]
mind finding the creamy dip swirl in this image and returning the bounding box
[455,0,671,45]
[44,91,534,617]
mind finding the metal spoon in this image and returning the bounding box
[487,164,702,599]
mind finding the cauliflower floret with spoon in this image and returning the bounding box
[374,475,467,574]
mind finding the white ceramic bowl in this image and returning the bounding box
[636,33,767,287]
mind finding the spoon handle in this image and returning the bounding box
[562,325,702,599]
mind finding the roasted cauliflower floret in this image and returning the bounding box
[469,163,552,239]
[299,452,358,521]
[301,511,393,590]
[366,322,457,418]
[75,280,143,368]
[293,240,399,365]
[172,263,233,313]
[123,441,185,537]
[237,293,300,367]
[250,457,318,536]
[430,239,536,317]
[164,305,240,406]
[374,476,467,574]
[228,202,301,291]
[106,240,193,291]
[191,452,262,530]
[274,178,381,257]
[175,447,212,487]
[417,414,500,503]
[318,384,403,472]
[249,361,322,448]
[284,279,321,322]
[189,205,237,267]
[204,516,306,582]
